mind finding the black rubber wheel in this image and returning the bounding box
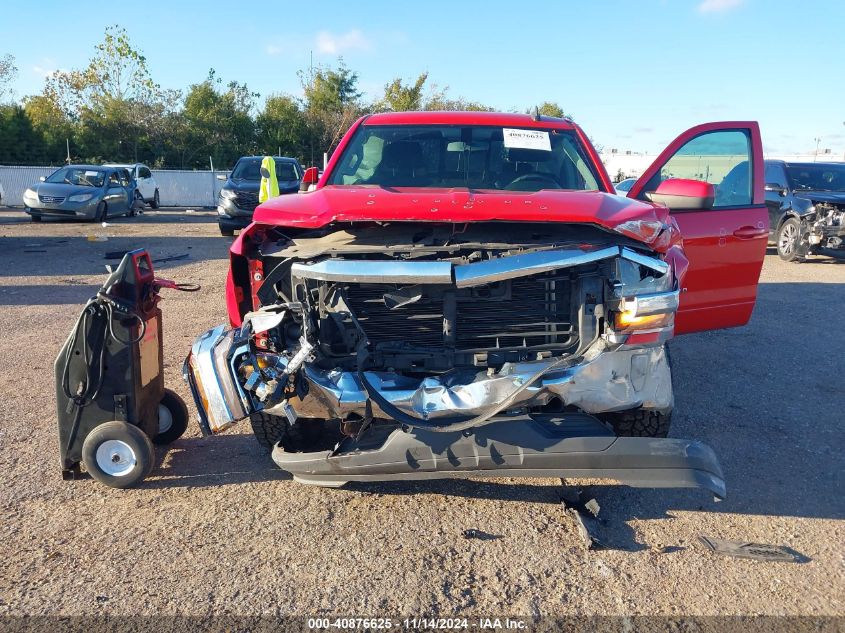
[130,191,143,216]
[150,190,160,209]
[81,421,155,488]
[249,412,288,450]
[94,201,107,222]
[153,388,189,445]
[249,412,329,452]
[219,226,235,237]
[777,217,803,262]
[30,214,42,222]
[599,344,674,438]
[603,409,672,438]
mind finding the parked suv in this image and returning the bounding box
[764,160,845,261]
[105,163,160,209]
[185,112,769,497]
[216,156,302,236]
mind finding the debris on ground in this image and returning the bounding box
[87,235,108,242]
[698,536,804,562]
[559,480,605,550]
[462,529,501,541]
[101,222,111,227]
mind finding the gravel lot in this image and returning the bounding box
[0,208,842,619]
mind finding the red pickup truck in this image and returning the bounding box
[185,111,767,497]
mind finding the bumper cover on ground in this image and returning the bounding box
[271,414,726,498]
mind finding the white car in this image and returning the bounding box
[104,163,160,208]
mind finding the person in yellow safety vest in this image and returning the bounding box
[258,156,280,203]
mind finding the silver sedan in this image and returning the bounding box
[23,165,136,222]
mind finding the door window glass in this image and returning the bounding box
[641,130,752,208]
[764,162,787,189]
[140,167,152,178]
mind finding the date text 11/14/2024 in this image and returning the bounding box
[307,617,528,630]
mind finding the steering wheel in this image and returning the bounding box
[504,173,561,191]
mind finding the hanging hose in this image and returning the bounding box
[61,295,146,455]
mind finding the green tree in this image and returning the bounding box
[255,94,308,162]
[529,102,569,118]
[376,72,437,112]
[301,60,363,162]
[22,95,74,162]
[0,105,53,164]
[0,54,17,104]
[44,25,160,116]
[176,70,258,169]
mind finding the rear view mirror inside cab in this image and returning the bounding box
[646,178,715,210]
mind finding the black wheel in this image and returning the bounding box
[249,412,329,452]
[130,191,143,216]
[777,217,803,262]
[153,388,189,445]
[599,344,673,438]
[219,226,235,237]
[30,214,42,222]
[81,421,155,488]
[150,190,160,209]
[602,409,672,438]
[94,201,107,222]
[250,412,288,450]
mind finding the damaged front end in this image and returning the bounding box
[184,222,724,497]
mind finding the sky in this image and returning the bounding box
[3,0,844,156]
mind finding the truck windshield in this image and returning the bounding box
[786,164,845,192]
[328,125,602,192]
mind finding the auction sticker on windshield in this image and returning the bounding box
[503,128,551,151]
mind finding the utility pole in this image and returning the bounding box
[813,137,821,162]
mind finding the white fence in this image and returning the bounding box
[0,165,230,208]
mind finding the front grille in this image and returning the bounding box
[234,191,259,211]
[343,273,576,353]
[344,286,445,347]
[456,276,574,350]
[39,195,65,204]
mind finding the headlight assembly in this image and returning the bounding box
[23,188,38,203]
[220,188,237,200]
[68,193,95,203]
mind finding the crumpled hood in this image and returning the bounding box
[253,186,678,252]
[795,191,845,205]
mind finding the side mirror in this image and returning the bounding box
[645,178,715,210]
[300,166,319,193]
[216,173,228,181]
[39,176,46,182]
[764,182,787,197]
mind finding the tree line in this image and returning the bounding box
[0,27,567,170]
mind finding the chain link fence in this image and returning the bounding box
[0,165,230,208]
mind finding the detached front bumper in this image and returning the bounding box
[271,413,726,499]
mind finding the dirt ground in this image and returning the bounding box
[0,208,842,620]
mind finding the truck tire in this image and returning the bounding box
[249,412,289,450]
[219,226,235,237]
[604,409,672,438]
[249,412,329,452]
[151,190,160,209]
[81,420,155,488]
[599,344,673,438]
